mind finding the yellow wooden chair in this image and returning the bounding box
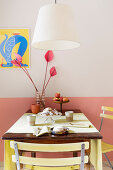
[10,141,89,170]
[99,106,113,169]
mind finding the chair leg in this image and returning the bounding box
[84,164,90,170]
[104,153,113,169]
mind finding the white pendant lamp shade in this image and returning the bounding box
[32,4,80,50]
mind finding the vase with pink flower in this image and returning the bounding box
[11,50,57,112]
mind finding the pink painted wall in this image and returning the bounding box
[1,97,113,162]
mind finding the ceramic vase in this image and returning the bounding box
[31,104,40,114]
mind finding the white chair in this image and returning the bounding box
[10,141,89,170]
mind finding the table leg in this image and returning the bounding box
[4,140,16,170]
[90,139,102,170]
[73,152,77,157]
[31,152,36,157]
[60,103,62,113]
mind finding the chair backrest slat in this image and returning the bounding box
[12,155,88,167]
[100,113,113,120]
[101,106,113,112]
[10,141,89,152]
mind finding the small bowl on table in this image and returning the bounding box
[51,126,69,135]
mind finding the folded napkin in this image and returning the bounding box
[33,126,50,137]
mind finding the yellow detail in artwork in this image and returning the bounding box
[0,29,30,68]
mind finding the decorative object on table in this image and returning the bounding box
[51,126,69,135]
[27,114,36,126]
[37,107,62,124]
[53,92,69,113]
[39,107,62,116]
[11,50,57,111]
[32,0,80,50]
[31,104,40,114]
[65,111,74,122]
[0,29,30,68]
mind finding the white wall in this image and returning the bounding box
[0,0,113,97]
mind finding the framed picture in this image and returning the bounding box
[0,28,30,68]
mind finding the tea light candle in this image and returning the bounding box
[65,111,74,122]
[27,114,36,126]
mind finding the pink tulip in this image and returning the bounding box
[14,53,22,62]
[50,66,57,77]
[43,66,57,92]
[42,51,54,95]
[45,50,54,62]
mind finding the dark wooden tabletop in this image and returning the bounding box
[2,109,102,143]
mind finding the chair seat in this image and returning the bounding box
[102,141,113,153]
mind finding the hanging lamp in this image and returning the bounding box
[32,0,80,50]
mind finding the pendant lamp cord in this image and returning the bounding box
[55,0,57,4]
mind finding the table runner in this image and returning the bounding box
[7,113,99,134]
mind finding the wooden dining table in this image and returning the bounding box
[2,109,103,170]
